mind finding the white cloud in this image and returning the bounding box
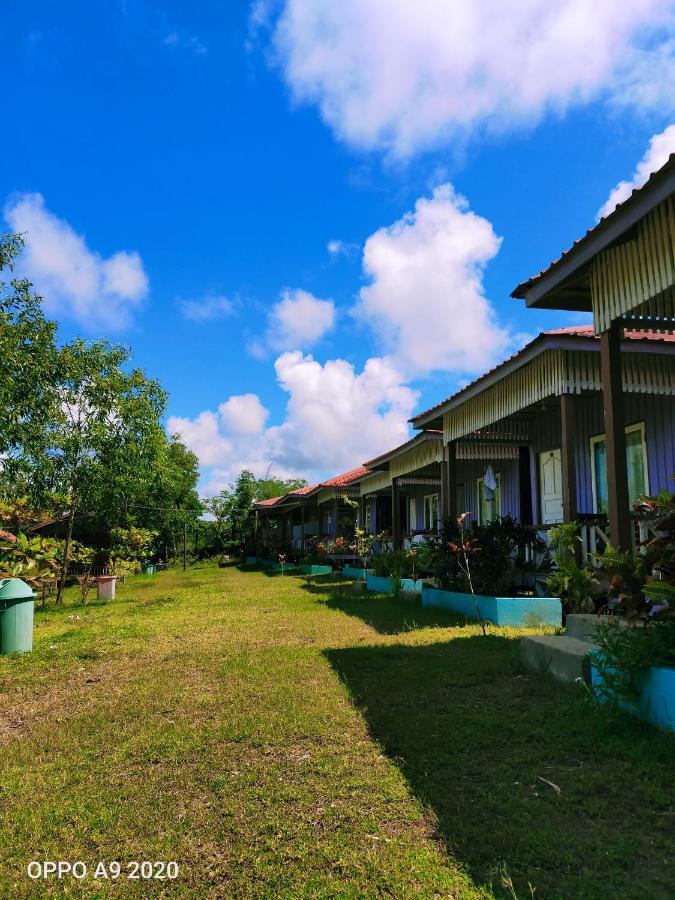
[327,239,344,256]
[166,411,232,468]
[356,183,510,377]
[178,293,236,322]
[252,288,336,356]
[327,238,358,259]
[598,123,675,218]
[219,394,269,435]
[4,192,148,330]
[268,0,675,156]
[169,351,417,492]
[163,31,207,55]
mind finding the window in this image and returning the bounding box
[477,474,501,524]
[423,493,439,531]
[363,501,372,532]
[323,510,333,533]
[590,422,649,514]
[409,497,417,533]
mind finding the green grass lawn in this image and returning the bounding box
[0,564,672,898]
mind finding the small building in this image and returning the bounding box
[254,467,370,551]
[409,325,674,555]
[511,154,675,549]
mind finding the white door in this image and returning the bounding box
[539,449,563,524]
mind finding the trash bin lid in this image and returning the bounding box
[0,578,35,600]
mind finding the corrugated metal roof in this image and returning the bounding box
[363,430,442,468]
[257,466,372,510]
[255,496,283,508]
[512,154,675,298]
[411,326,674,427]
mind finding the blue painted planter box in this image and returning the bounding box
[269,562,297,572]
[590,654,675,733]
[366,574,423,594]
[421,587,562,627]
[260,559,274,568]
[244,556,257,565]
[343,566,371,579]
[298,565,333,575]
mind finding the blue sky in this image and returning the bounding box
[3,0,674,493]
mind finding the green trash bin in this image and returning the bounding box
[0,578,35,654]
[142,564,156,576]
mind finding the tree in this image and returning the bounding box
[0,237,202,585]
[0,234,58,473]
[25,339,167,602]
[254,475,307,501]
[203,471,308,560]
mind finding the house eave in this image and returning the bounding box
[512,163,675,310]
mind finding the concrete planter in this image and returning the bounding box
[343,566,371,579]
[421,587,562,627]
[590,653,675,733]
[269,561,297,572]
[298,565,333,575]
[366,574,423,594]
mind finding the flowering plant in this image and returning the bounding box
[449,512,486,635]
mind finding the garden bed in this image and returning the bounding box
[421,587,562,627]
[343,566,371,579]
[366,574,423,594]
[590,654,675,733]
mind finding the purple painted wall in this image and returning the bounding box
[530,394,675,516]
[456,458,521,525]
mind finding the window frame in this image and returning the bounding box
[589,421,649,514]
[476,473,502,525]
[423,493,439,532]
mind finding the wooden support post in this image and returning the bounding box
[600,324,631,551]
[391,478,402,550]
[560,393,577,524]
[440,447,449,519]
[300,503,305,551]
[446,442,457,522]
[358,496,365,530]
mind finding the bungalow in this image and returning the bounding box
[359,431,443,548]
[512,153,675,550]
[254,466,370,552]
[410,325,674,555]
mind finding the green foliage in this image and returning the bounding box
[255,475,307,500]
[426,515,548,596]
[372,550,411,579]
[111,526,158,562]
[0,532,60,586]
[545,522,596,614]
[0,235,201,579]
[204,470,308,559]
[0,234,58,469]
[594,620,675,705]
[635,486,675,588]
